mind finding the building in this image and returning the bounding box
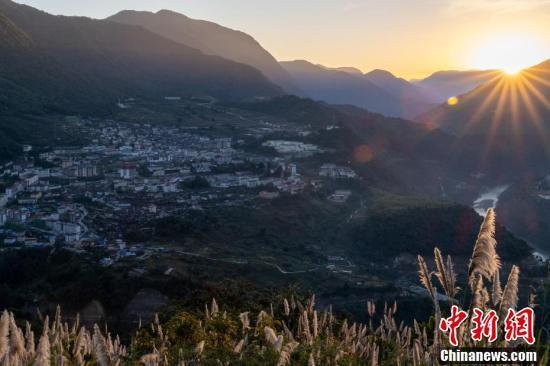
[119,164,138,179]
[6,209,27,223]
[287,163,297,176]
[215,138,232,149]
[192,162,212,173]
[75,165,98,178]
[328,190,352,203]
[61,159,73,168]
[53,222,82,243]
[21,173,39,187]
[0,210,6,226]
[319,164,357,179]
[262,140,320,154]
[3,238,17,246]
[0,195,8,208]
[238,176,260,188]
[259,191,280,199]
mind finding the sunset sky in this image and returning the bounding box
[16,0,550,79]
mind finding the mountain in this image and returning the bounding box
[108,10,299,94]
[281,60,398,116]
[280,60,398,117]
[422,59,550,135]
[363,69,438,115]
[0,0,281,117]
[420,59,550,172]
[281,60,434,118]
[333,66,364,75]
[365,69,432,101]
[414,69,502,102]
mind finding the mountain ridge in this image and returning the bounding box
[413,69,502,102]
[108,9,300,94]
[0,0,282,116]
[421,59,550,136]
[280,60,400,116]
[281,60,435,119]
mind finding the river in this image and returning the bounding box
[472,185,509,216]
[473,184,549,260]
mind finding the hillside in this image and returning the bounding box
[0,8,29,46]
[417,59,550,176]
[1,207,544,365]
[0,0,281,117]
[108,9,299,94]
[421,59,550,136]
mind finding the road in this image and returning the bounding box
[171,249,319,275]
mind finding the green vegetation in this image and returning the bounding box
[179,176,210,190]
[1,211,547,365]
[0,115,87,162]
[353,189,531,260]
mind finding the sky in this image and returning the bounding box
[14,0,550,79]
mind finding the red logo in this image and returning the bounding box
[504,308,535,345]
[439,307,535,345]
[439,305,469,346]
[471,308,499,343]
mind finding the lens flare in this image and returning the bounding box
[447,96,459,106]
[353,145,374,163]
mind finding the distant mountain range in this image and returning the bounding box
[1,0,528,123]
[280,60,436,119]
[413,69,502,102]
[108,9,300,94]
[0,0,281,116]
[1,0,548,148]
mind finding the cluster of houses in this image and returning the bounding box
[1,204,86,247]
[1,118,361,258]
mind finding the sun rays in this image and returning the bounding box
[466,70,547,131]
[424,59,550,166]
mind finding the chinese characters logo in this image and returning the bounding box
[439,305,535,346]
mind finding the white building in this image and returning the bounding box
[21,173,39,187]
[215,138,232,149]
[0,195,8,208]
[239,176,260,188]
[319,164,357,179]
[53,222,82,243]
[75,165,98,178]
[287,163,297,176]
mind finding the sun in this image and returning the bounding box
[470,34,547,74]
[502,65,522,75]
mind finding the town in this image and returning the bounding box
[0,117,359,267]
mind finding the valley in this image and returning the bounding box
[0,1,549,359]
[0,96,543,331]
